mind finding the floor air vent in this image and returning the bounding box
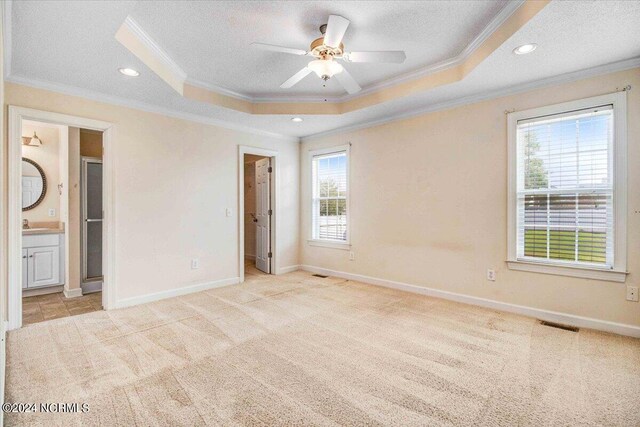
[539,320,579,332]
[312,274,328,278]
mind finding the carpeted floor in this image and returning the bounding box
[5,267,640,426]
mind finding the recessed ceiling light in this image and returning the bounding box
[291,117,303,122]
[513,43,537,55]
[118,67,140,77]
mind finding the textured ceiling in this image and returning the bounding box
[6,1,640,139]
[128,0,507,97]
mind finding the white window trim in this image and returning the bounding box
[308,144,351,250]
[507,92,628,283]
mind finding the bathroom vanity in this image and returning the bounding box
[21,155,66,291]
[22,228,65,289]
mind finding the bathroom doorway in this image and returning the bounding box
[7,107,113,330]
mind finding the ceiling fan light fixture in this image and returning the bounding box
[307,59,343,80]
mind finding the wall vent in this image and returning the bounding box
[312,274,328,278]
[539,320,579,332]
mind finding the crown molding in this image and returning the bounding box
[185,77,344,104]
[333,0,526,103]
[185,77,254,102]
[188,0,524,103]
[2,0,13,78]
[6,57,636,145]
[5,74,299,142]
[122,15,187,82]
[301,57,640,141]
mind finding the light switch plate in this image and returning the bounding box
[225,208,232,217]
[191,259,199,269]
[48,208,55,217]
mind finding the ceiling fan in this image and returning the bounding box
[251,15,406,95]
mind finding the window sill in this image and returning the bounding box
[307,239,351,250]
[507,260,627,283]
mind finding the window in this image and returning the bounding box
[310,146,349,248]
[507,93,627,282]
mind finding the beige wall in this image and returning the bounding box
[80,129,102,158]
[21,123,60,223]
[5,83,300,303]
[67,127,81,292]
[301,67,640,327]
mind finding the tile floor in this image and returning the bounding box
[22,291,103,325]
[245,258,266,276]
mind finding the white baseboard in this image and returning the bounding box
[63,287,83,298]
[244,254,256,261]
[277,265,300,274]
[22,285,63,298]
[114,277,240,309]
[299,265,640,338]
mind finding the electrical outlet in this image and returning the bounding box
[48,208,55,217]
[191,259,199,270]
[349,251,355,261]
[487,269,496,281]
[626,286,639,302]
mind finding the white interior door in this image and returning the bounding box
[255,158,271,273]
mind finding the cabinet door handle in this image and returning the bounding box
[22,255,26,259]
[28,255,33,258]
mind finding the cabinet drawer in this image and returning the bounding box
[23,233,60,248]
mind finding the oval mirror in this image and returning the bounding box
[22,158,47,211]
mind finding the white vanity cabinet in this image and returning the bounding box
[22,233,65,289]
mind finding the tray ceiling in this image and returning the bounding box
[5,1,640,138]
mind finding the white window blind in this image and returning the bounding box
[312,150,348,242]
[516,105,614,268]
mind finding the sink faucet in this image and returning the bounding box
[22,219,29,229]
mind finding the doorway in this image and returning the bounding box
[7,106,113,330]
[238,146,278,282]
[244,154,271,276]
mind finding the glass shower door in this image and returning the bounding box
[82,158,103,283]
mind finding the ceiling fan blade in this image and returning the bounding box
[251,42,307,56]
[323,15,350,48]
[334,67,361,95]
[280,67,313,89]
[344,51,407,63]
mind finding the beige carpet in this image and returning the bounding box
[5,268,640,426]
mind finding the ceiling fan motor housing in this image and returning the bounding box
[310,37,344,60]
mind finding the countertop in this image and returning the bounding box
[22,227,65,236]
